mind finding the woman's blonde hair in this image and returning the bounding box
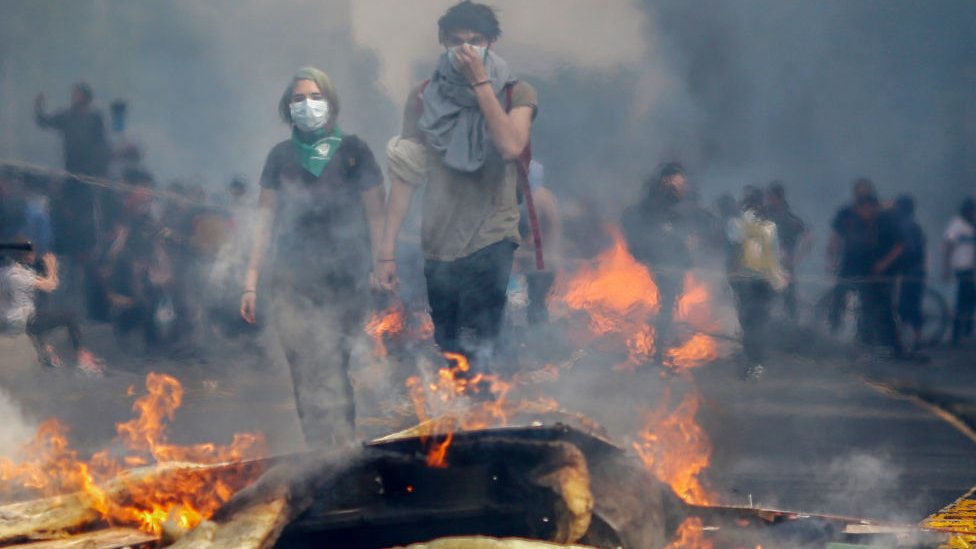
[278,67,340,127]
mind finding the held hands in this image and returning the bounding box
[370,260,399,293]
[453,44,489,86]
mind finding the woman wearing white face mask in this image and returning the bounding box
[240,67,386,448]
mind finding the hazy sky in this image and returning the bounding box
[1,0,973,247]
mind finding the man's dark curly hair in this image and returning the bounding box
[438,1,501,43]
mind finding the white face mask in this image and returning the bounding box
[447,44,488,70]
[289,98,329,132]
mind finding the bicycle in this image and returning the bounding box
[813,278,949,348]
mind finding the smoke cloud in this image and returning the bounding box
[0,384,36,457]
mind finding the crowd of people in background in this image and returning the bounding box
[1,7,975,402]
[0,82,257,374]
[621,162,976,378]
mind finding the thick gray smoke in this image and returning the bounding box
[0,0,397,185]
[635,0,976,276]
[2,1,973,224]
[1,0,974,526]
[0,383,36,456]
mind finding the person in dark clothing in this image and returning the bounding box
[893,195,926,351]
[101,174,172,346]
[867,200,906,356]
[35,83,109,317]
[833,189,905,355]
[622,162,710,363]
[241,67,386,448]
[34,84,109,177]
[765,181,810,320]
[943,197,976,345]
[826,178,878,337]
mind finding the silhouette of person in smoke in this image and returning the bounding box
[34,83,109,317]
[830,184,905,357]
[892,194,926,352]
[241,67,386,448]
[826,178,877,338]
[622,162,710,364]
[764,181,810,320]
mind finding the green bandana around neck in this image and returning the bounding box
[292,125,343,177]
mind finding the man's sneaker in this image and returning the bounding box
[743,364,765,380]
[77,350,105,378]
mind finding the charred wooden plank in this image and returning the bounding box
[0,494,99,545]
[0,459,268,546]
[2,527,154,549]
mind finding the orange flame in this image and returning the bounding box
[415,311,435,341]
[665,333,718,372]
[559,227,724,371]
[426,430,455,469]
[560,226,661,370]
[405,352,559,467]
[633,389,714,505]
[563,226,660,336]
[365,306,435,358]
[665,517,714,549]
[675,271,712,327]
[0,372,266,535]
[365,305,407,358]
[667,272,720,371]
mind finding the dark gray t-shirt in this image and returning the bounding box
[260,134,381,296]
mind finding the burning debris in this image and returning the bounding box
[633,388,714,506]
[0,202,967,548]
[555,227,721,372]
[0,366,969,548]
[0,373,267,543]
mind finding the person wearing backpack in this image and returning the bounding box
[726,186,787,379]
[373,1,538,374]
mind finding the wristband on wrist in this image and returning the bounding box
[471,79,491,88]
[242,289,256,294]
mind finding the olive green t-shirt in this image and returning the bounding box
[402,81,538,261]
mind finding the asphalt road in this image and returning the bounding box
[1,316,974,530]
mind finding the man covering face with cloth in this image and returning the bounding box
[374,0,538,376]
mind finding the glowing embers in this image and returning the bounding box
[0,373,266,535]
[633,388,714,506]
[558,225,720,371]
